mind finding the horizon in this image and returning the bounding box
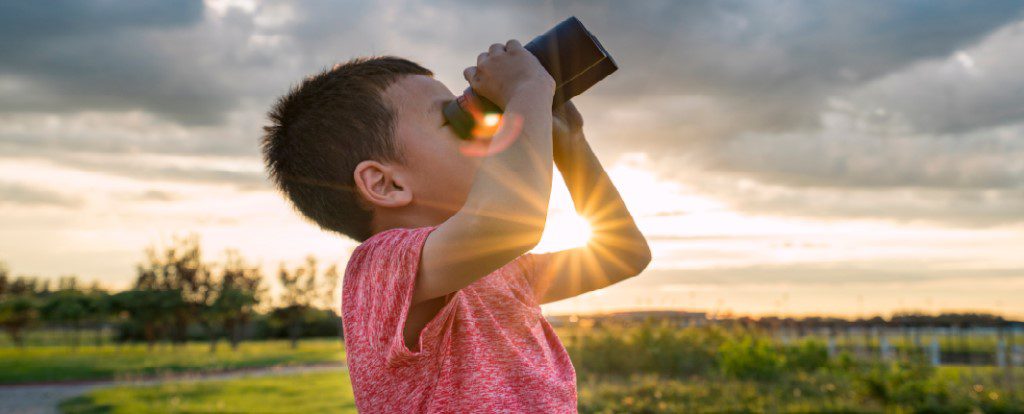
[2,1,1023,320]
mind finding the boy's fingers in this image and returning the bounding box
[488,43,506,55]
[477,52,488,65]
[505,39,523,52]
[463,66,477,83]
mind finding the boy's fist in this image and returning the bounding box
[553,100,585,160]
[553,99,584,141]
[463,39,555,110]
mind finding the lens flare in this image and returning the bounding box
[459,112,523,158]
[469,112,503,138]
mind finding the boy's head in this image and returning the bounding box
[262,56,481,242]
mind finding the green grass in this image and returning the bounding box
[60,369,356,414]
[0,328,116,347]
[0,338,345,384]
[50,332,1024,414]
[578,372,873,413]
[60,367,1024,414]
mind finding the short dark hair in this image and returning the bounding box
[261,56,433,242]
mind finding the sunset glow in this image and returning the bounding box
[1,1,1023,322]
[534,210,593,253]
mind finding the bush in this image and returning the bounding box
[784,338,830,372]
[569,320,725,378]
[578,372,870,413]
[719,334,785,381]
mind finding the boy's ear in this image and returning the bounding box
[353,160,413,209]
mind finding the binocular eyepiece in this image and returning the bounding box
[443,16,618,139]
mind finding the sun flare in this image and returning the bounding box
[533,211,593,253]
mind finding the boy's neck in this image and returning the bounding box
[370,208,447,236]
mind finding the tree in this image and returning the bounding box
[111,288,181,350]
[208,249,265,352]
[321,264,343,339]
[274,256,320,349]
[0,265,40,347]
[83,285,112,347]
[135,234,210,347]
[39,276,91,348]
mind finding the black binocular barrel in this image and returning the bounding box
[443,16,618,139]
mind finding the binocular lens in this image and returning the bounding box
[471,112,502,137]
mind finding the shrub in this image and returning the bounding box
[784,338,830,372]
[719,334,785,381]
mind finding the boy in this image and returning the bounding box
[262,39,650,413]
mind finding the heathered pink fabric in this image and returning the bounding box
[341,225,578,413]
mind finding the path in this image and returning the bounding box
[0,363,348,414]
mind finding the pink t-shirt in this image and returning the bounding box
[341,225,577,413]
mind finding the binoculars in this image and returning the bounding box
[443,16,618,139]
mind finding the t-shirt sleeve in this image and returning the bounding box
[343,225,462,369]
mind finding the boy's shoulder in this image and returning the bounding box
[346,225,438,269]
[348,225,535,275]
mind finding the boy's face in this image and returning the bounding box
[381,74,483,222]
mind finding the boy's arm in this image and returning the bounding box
[410,39,556,305]
[529,101,651,305]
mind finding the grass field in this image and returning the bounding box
[0,338,345,384]
[59,366,1024,414]
[60,369,357,414]
[0,328,116,348]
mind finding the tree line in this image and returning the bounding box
[0,234,342,351]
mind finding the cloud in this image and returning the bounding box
[706,121,1024,191]
[0,148,268,194]
[635,265,1024,288]
[0,1,227,124]
[672,167,1024,227]
[3,0,1020,130]
[0,182,83,208]
[843,20,1024,134]
[126,190,180,202]
[577,1,1024,134]
[2,0,1023,227]
[0,109,272,157]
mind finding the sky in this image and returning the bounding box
[1,0,1023,319]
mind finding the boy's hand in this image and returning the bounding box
[553,100,584,148]
[463,39,555,110]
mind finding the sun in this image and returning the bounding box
[533,211,593,253]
